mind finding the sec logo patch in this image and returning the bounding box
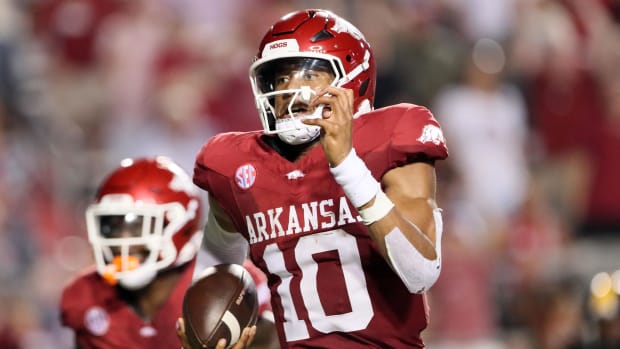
[235,164,256,189]
[84,306,110,336]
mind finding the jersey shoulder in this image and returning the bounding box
[196,131,263,164]
[355,103,448,161]
[195,131,265,174]
[194,130,272,194]
[366,102,436,122]
[60,268,116,329]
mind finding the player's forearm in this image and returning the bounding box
[367,197,443,293]
[329,148,443,293]
[328,148,439,257]
[202,214,248,264]
[200,197,249,267]
[365,197,438,260]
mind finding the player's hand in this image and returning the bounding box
[303,86,355,166]
[176,318,257,349]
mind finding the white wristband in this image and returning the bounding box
[358,190,395,225]
[329,148,379,208]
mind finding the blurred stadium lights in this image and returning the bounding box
[611,269,620,294]
[590,271,620,320]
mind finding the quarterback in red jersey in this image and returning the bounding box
[186,9,448,349]
[60,157,276,349]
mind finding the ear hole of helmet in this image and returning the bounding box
[359,78,370,97]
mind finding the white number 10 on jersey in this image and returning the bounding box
[263,229,374,342]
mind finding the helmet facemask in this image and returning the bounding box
[86,194,198,290]
[250,56,343,145]
[251,9,376,145]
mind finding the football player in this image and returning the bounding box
[60,157,275,348]
[182,8,448,349]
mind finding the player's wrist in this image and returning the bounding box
[358,190,395,225]
[328,145,353,167]
[329,148,379,208]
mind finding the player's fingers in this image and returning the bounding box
[214,338,228,349]
[312,94,338,113]
[246,325,257,346]
[302,116,328,128]
[175,318,184,337]
[229,326,256,349]
[176,317,182,333]
[312,87,353,121]
[318,86,353,110]
[176,318,191,349]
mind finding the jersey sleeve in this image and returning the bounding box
[193,132,256,195]
[60,280,82,330]
[192,132,257,234]
[193,134,237,209]
[193,134,224,193]
[60,271,98,331]
[391,104,448,163]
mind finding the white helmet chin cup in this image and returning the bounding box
[277,123,321,145]
[275,103,324,145]
[118,264,158,290]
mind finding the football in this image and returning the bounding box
[183,264,259,349]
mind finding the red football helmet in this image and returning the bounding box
[86,157,202,290]
[249,9,376,144]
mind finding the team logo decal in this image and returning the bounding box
[139,325,157,337]
[331,15,365,40]
[84,306,110,336]
[235,164,257,189]
[417,124,445,146]
[262,39,299,57]
[285,170,305,180]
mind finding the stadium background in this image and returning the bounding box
[1,0,619,348]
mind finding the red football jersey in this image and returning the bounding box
[60,262,195,349]
[61,259,272,348]
[194,104,448,349]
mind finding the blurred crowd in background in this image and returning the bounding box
[1,0,619,348]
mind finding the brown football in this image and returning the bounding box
[183,264,259,349]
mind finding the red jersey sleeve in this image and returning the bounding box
[60,269,101,331]
[391,104,448,162]
[193,131,268,233]
[354,103,448,178]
